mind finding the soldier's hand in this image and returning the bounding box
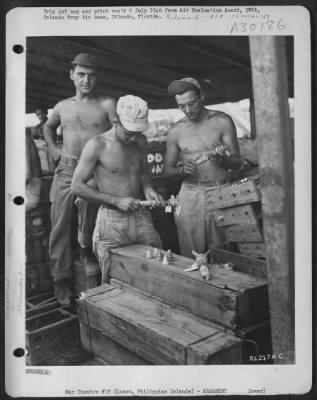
[144,189,163,205]
[116,197,140,212]
[50,147,61,162]
[181,159,197,175]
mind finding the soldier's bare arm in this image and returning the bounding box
[44,104,62,161]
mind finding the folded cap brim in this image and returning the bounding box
[168,80,200,96]
[120,119,149,133]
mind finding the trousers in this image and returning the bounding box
[174,183,226,258]
[93,206,162,283]
[49,156,98,280]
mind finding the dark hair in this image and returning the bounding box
[34,104,48,113]
[177,87,201,97]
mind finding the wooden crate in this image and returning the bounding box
[77,283,243,365]
[79,322,151,365]
[26,206,49,236]
[206,179,261,211]
[26,232,49,264]
[237,242,266,259]
[26,308,80,365]
[211,203,261,227]
[108,245,268,330]
[26,262,53,297]
[26,291,58,318]
[72,258,101,296]
[236,321,272,364]
[209,247,267,279]
[223,222,263,243]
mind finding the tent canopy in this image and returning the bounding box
[26,36,293,113]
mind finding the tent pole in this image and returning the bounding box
[249,36,295,363]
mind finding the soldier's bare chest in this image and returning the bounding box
[100,144,143,174]
[60,102,109,132]
[179,121,222,154]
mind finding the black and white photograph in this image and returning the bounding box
[5,5,312,397]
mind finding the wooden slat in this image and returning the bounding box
[80,322,151,365]
[206,180,261,211]
[186,332,243,364]
[237,242,266,259]
[109,245,268,329]
[209,247,267,278]
[223,222,263,242]
[210,203,260,227]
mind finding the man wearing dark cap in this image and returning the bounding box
[71,95,162,283]
[164,77,242,258]
[44,53,116,305]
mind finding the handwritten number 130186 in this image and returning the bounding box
[230,19,285,34]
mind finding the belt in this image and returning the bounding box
[183,179,229,187]
[60,156,78,166]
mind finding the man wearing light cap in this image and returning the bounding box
[164,77,242,258]
[71,95,162,283]
[44,53,116,304]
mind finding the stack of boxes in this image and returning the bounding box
[77,244,271,365]
[206,177,266,259]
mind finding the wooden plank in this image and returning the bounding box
[209,247,267,278]
[206,179,261,211]
[186,332,243,364]
[77,283,225,365]
[109,244,269,329]
[223,222,263,242]
[210,203,260,227]
[80,322,151,365]
[237,242,266,259]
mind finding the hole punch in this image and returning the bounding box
[13,347,25,357]
[13,44,24,54]
[13,196,24,205]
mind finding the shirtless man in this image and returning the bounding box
[71,95,162,283]
[164,77,241,258]
[44,53,116,304]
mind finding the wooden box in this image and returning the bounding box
[79,322,151,365]
[26,206,49,236]
[238,242,266,259]
[26,291,59,318]
[209,247,267,279]
[72,259,101,296]
[211,203,261,227]
[223,222,263,243]
[77,283,243,365]
[236,321,272,364]
[26,308,80,365]
[108,245,268,330]
[206,179,261,211]
[26,232,49,264]
[26,262,53,297]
